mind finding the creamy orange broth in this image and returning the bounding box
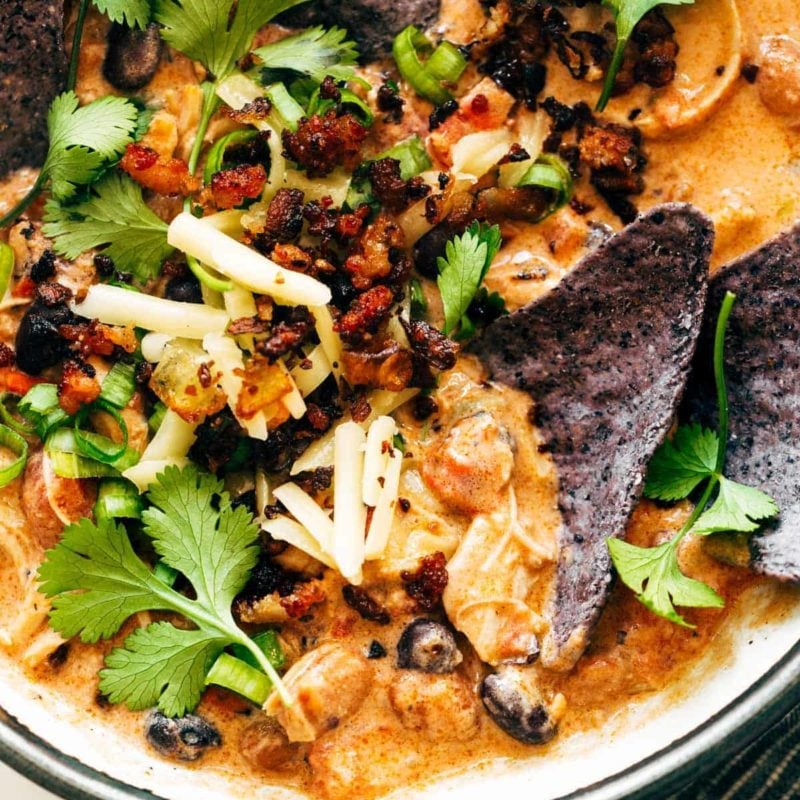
[0,3,799,799]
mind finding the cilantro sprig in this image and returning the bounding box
[608,292,779,627]
[596,0,695,112]
[0,92,140,228]
[38,466,289,717]
[437,222,505,340]
[93,0,152,28]
[43,174,174,283]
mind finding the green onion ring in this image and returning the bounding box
[0,423,28,488]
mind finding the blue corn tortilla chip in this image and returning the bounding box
[685,223,800,581]
[0,2,67,176]
[472,204,714,669]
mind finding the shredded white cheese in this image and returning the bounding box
[123,458,191,493]
[332,422,367,585]
[141,409,197,462]
[140,332,173,364]
[276,359,307,419]
[273,482,334,552]
[70,284,229,339]
[168,213,332,307]
[310,304,343,382]
[262,515,336,570]
[365,443,404,560]
[290,345,332,398]
[362,416,397,507]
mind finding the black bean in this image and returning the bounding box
[103,22,162,92]
[480,668,557,744]
[15,302,71,375]
[145,711,221,762]
[165,274,203,304]
[396,619,462,673]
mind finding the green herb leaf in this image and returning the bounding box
[252,26,359,84]
[691,477,780,536]
[644,422,718,501]
[437,222,502,337]
[93,0,152,28]
[155,0,309,81]
[45,91,140,201]
[597,0,695,111]
[43,174,173,283]
[38,465,282,717]
[608,538,724,628]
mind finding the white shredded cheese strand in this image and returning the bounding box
[291,388,418,475]
[362,416,397,507]
[451,129,514,181]
[365,444,403,560]
[255,469,271,525]
[203,209,244,237]
[332,422,367,585]
[310,305,343,381]
[276,359,307,419]
[262,516,336,570]
[168,213,332,307]
[273,482,334,551]
[203,333,268,441]
[70,284,229,339]
[123,458,190,493]
[290,345,332,397]
[140,332,173,364]
[141,409,197,462]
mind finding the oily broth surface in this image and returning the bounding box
[0,3,799,798]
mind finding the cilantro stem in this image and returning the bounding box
[673,291,737,543]
[596,38,627,112]
[68,0,92,91]
[0,173,47,229]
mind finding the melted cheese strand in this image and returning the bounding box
[332,422,367,585]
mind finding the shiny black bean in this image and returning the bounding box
[396,619,462,673]
[145,711,221,762]
[14,302,71,375]
[103,22,162,92]
[480,668,557,745]
[165,274,203,304]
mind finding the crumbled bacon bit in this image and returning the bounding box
[0,343,15,368]
[401,552,448,611]
[282,111,368,178]
[255,306,315,363]
[344,214,405,290]
[236,357,292,424]
[120,143,197,196]
[281,581,327,619]
[334,285,395,343]
[58,319,138,358]
[319,75,341,101]
[270,243,313,273]
[349,392,371,424]
[342,585,391,625]
[402,319,459,371]
[210,164,267,209]
[341,340,413,391]
[377,81,404,123]
[293,466,334,494]
[368,159,431,213]
[262,188,305,243]
[228,316,269,336]
[35,281,72,307]
[224,97,272,125]
[58,359,101,415]
[305,403,333,432]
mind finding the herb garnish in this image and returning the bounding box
[596,0,695,112]
[43,174,173,282]
[93,0,152,28]
[39,465,289,716]
[608,292,779,627]
[437,222,505,339]
[0,92,139,228]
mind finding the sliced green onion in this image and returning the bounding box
[308,87,374,126]
[0,243,14,299]
[380,135,432,181]
[46,450,120,479]
[186,254,234,294]
[517,154,574,221]
[231,630,285,672]
[393,26,466,105]
[205,653,273,706]
[46,427,139,474]
[148,402,167,434]
[203,130,260,185]
[0,393,37,437]
[99,362,136,409]
[94,478,143,521]
[153,560,179,587]
[265,83,305,133]
[0,424,28,488]
[18,384,70,440]
[74,403,129,464]
[425,41,468,84]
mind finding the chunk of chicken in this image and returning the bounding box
[758,36,800,120]
[388,671,480,741]
[265,643,373,742]
[444,502,555,666]
[421,412,514,515]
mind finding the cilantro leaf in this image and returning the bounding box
[43,174,173,283]
[252,26,360,84]
[38,465,279,717]
[155,0,310,81]
[101,624,225,718]
[93,0,152,28]
[644,423,719,501]
[597,0,695,111]
[45,91,140,201]
[691,477,780,536]
[608,538,724,628]
[437,222,503,338]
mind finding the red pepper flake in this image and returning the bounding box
[401,552,448,611]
